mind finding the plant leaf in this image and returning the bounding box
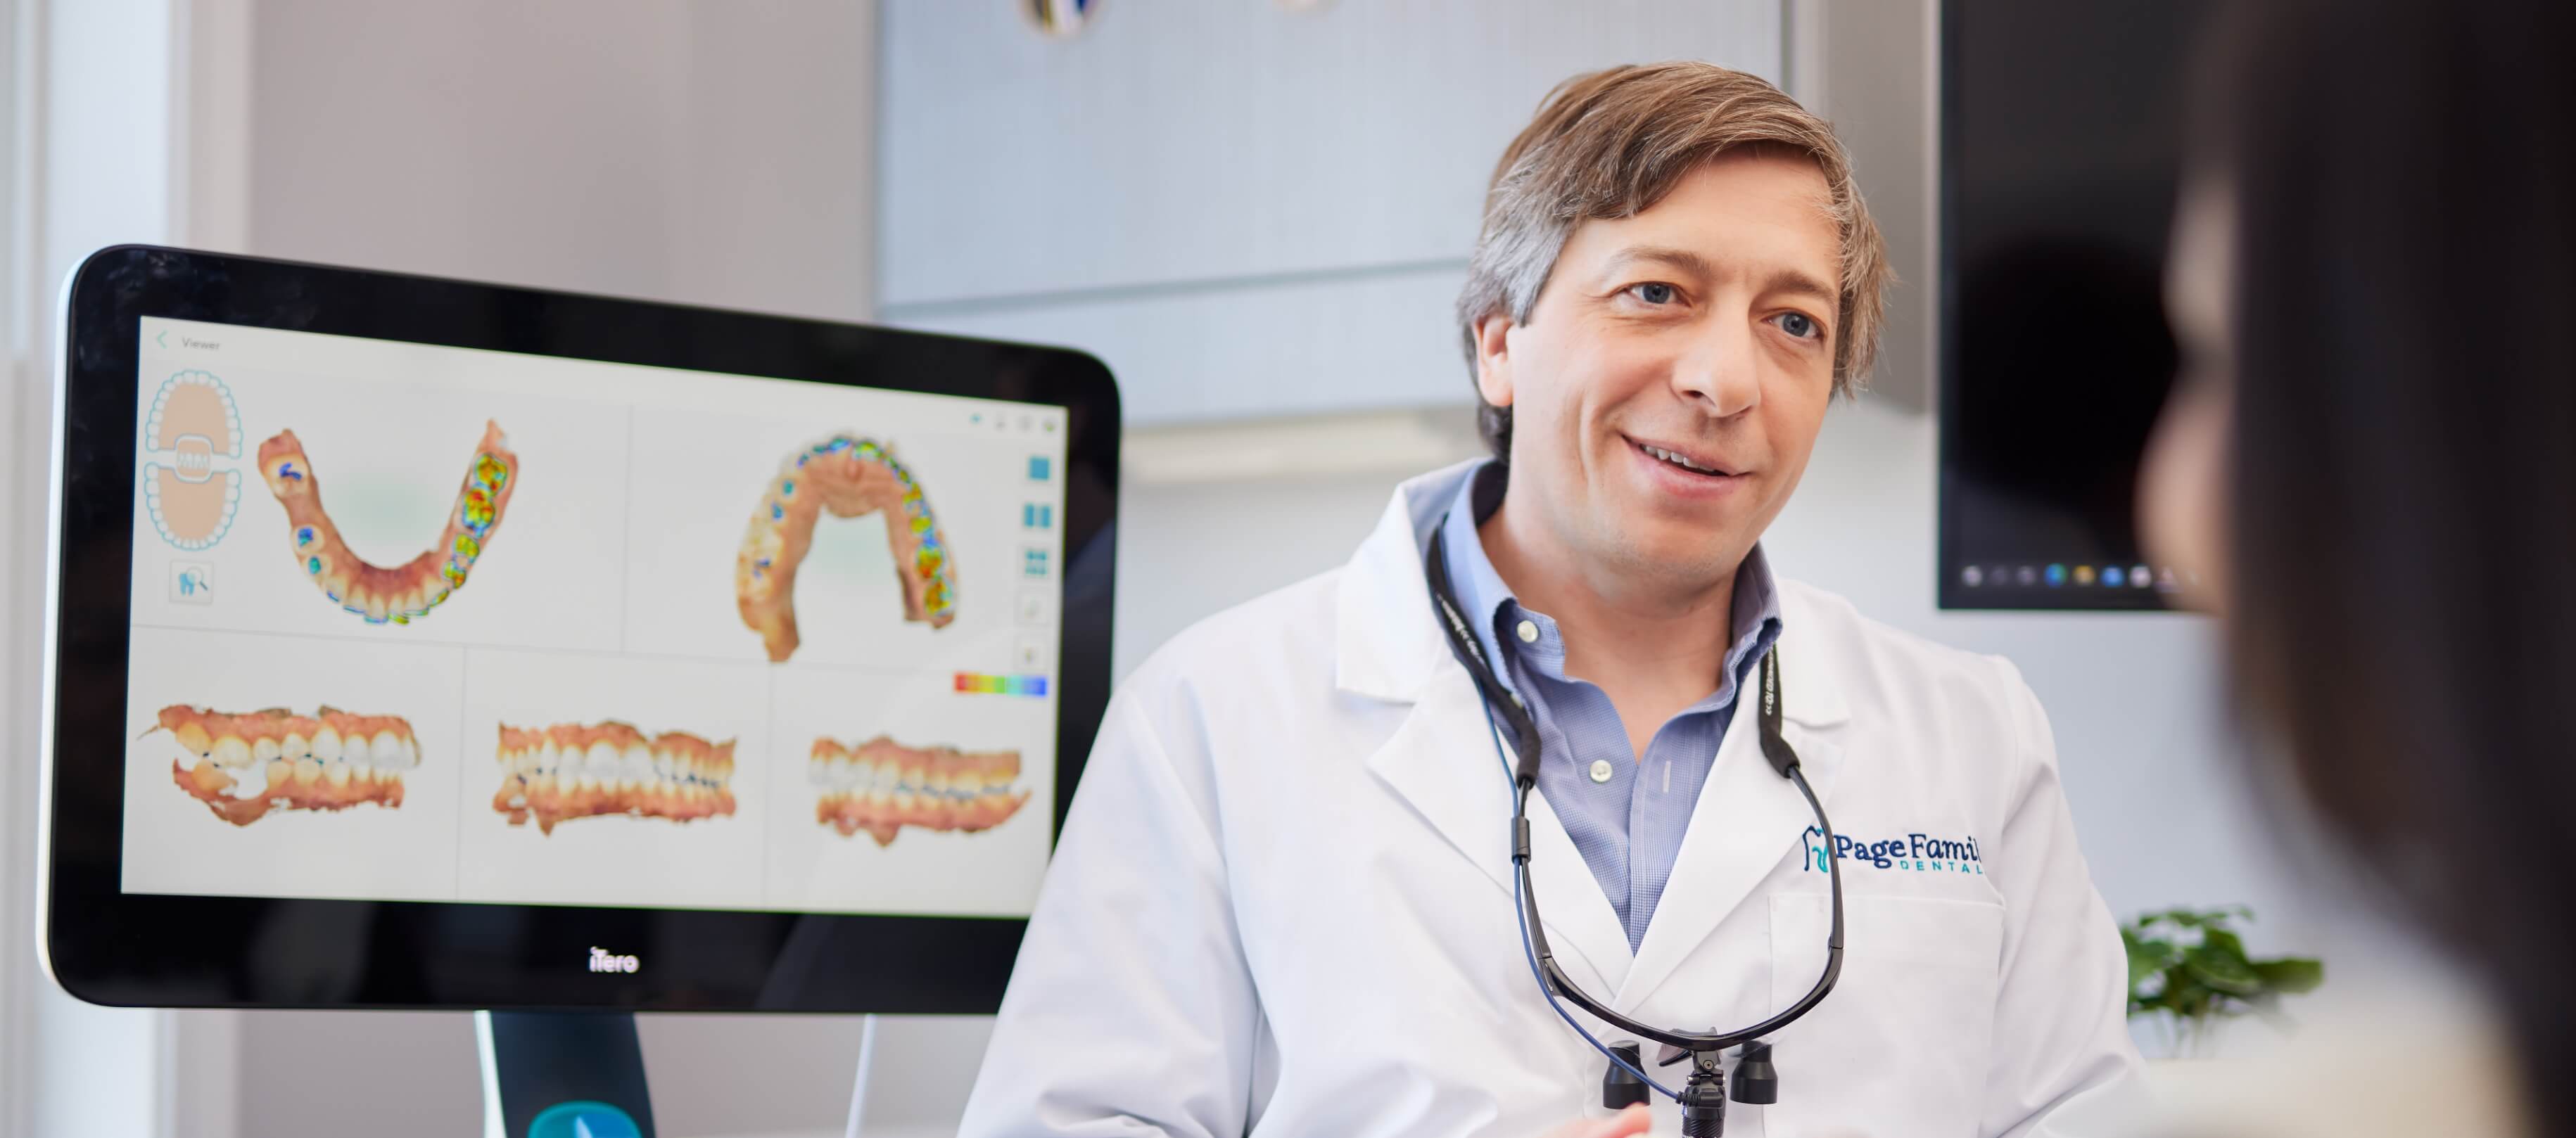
[2183,942,2264,997]
[2252,957,2325,995]
[2120,906,2317,1032]
[2124,932,2177,990]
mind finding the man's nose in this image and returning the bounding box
[1670,312,1763,418]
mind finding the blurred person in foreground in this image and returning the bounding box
[2140,0,2576,1134]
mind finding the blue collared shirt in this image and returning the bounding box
[1438,462,1782,952]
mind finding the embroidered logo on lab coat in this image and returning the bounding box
[1801,826,1986,875]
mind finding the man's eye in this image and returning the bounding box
[1775,312,1820,340]
[1628,283,1677,305]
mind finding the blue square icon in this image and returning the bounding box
[1027,455,1052,482]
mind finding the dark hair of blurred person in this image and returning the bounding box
[2140,0,2576,1132]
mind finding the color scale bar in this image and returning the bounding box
[954,672,1048,697]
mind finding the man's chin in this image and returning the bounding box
[1595,528,1756,589]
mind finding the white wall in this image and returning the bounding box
[3,1,194,1135]
[243,0,873,321]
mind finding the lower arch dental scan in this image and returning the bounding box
[257,421,518,626]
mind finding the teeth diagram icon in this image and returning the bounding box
[258,421,519,625]
[808,736,1029,846]
[737,435,957,663]
[492,722,738,836]
[141,370,245,550]
[150,704,421,826]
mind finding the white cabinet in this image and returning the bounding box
[878,0,1783,425]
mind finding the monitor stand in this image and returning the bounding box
[477,1011,659,1138]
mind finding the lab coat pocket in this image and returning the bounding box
[1763,892,2004,1137]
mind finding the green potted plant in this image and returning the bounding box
[2121,906,2324,1059]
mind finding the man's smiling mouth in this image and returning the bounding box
[1626,435,1740,478]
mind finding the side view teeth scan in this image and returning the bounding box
[808,736,1029,846]
[151,705,422,826]
[492,722,739,836]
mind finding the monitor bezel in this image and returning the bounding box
[42,245,1119,1013]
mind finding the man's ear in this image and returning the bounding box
[1473,313,1516,411]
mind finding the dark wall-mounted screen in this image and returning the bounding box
[1939,0,2214,610]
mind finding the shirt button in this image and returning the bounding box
[1516,620,1540,644]
[1587,758,1615,784]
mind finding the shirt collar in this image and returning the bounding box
[1435,460,1784,696]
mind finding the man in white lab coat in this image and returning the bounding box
[960,63,2142,1137]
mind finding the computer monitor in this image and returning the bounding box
[40,245,1119,1015]
[1936,0,2216,610]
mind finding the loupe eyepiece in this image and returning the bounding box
[1730,1042,1779,1106]
[1601,1041,1651,1109]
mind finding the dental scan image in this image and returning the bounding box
[121,317,1068,919]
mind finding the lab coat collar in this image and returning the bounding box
[1332,461,1476,703]
[1341,463,1855,1005]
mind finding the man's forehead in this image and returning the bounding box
[1566,154,1841,285]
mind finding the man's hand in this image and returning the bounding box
[1540,1104,1651,1138]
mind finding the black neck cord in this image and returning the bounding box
[1423,523,1846,1110]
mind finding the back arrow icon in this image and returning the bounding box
[156,330,167,347]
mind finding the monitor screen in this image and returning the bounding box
[1936,0,2215,610]
[46,246,1117,1011]
[124,317,1068,918]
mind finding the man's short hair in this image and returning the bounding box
[1457,63,1891,460]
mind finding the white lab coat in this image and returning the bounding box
[961,462,2143,1138]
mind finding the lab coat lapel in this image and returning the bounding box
[1339,463,1632,995]
[1614,627,1852,1012]
[1359,663,1634,995]
[1523,746,1634,993]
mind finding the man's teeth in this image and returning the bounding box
[1644,444,1720,474]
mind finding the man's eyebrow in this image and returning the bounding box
[1602,246,1841,310]
[1761,268,1840,309]
[1601,245,1720,279]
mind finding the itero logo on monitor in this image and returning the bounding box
[587,947,642,974]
